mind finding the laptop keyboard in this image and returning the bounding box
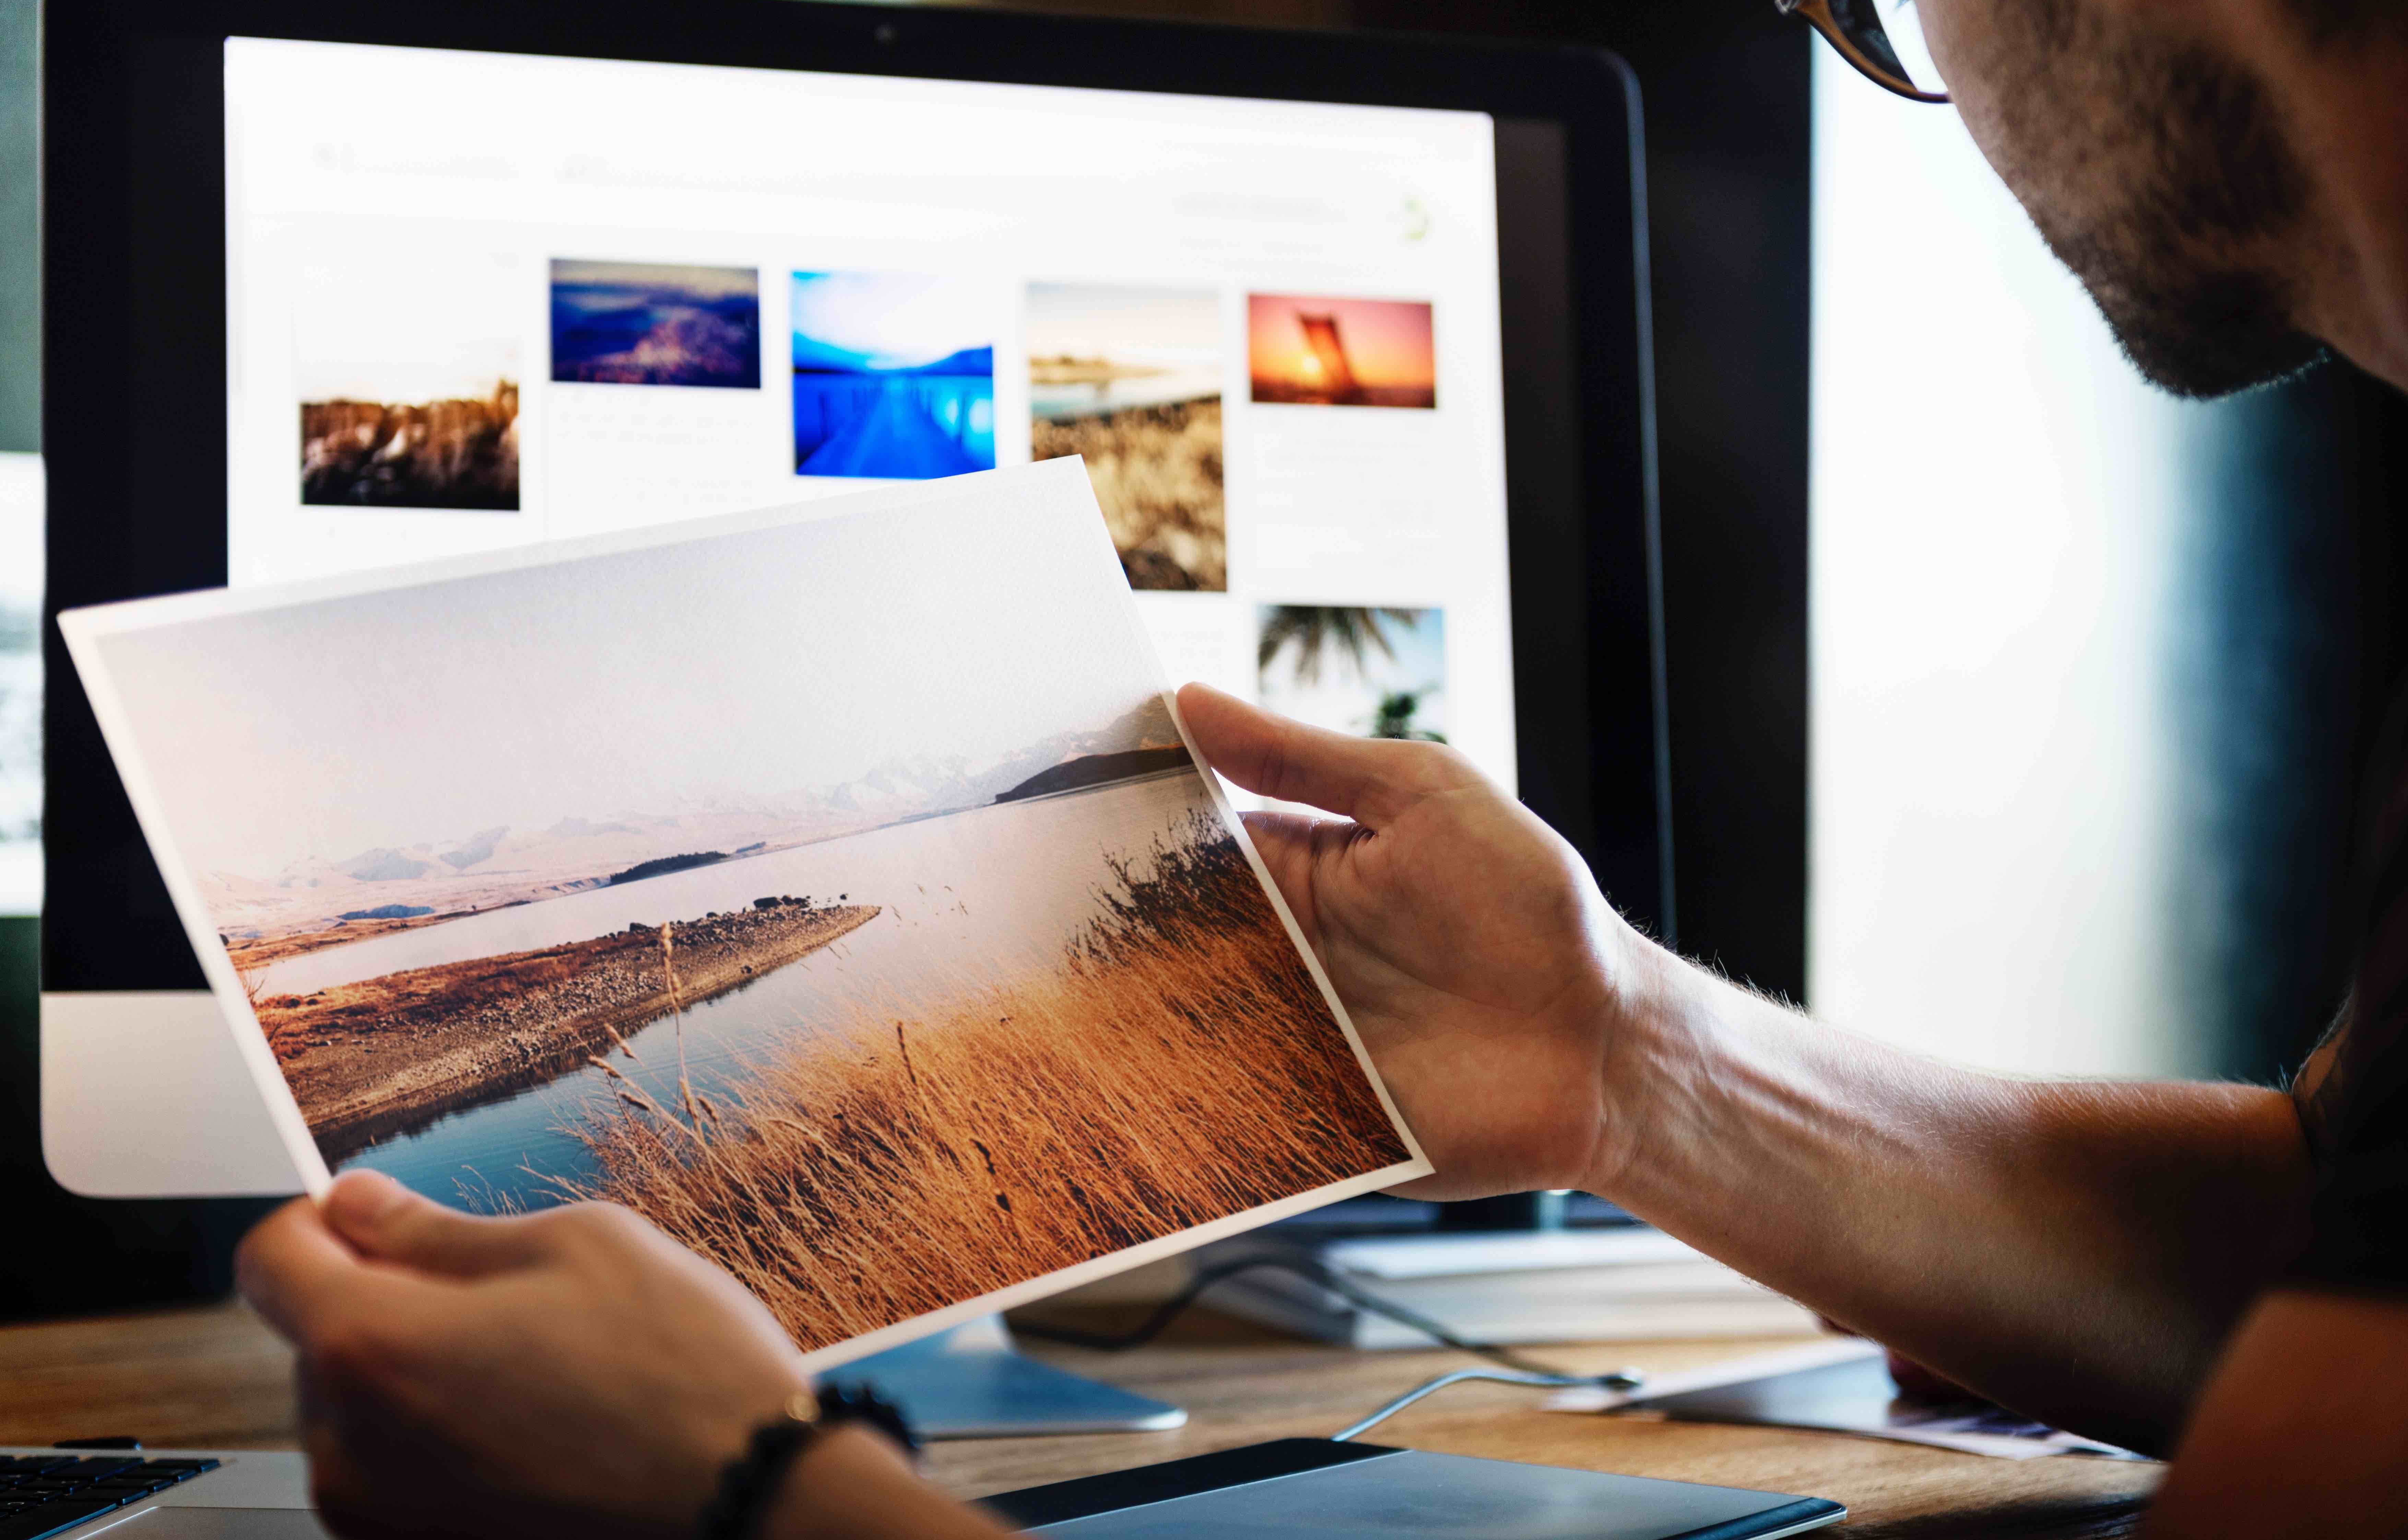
[0,1455,223,1540]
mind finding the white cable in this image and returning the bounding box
[1331,1366,1642,1443]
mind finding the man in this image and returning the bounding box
[237,0,2408,1532]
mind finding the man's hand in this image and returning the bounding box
[238,1171,1003,1540]
[1179,683,2314,1453]
[1177,682,1654,1199]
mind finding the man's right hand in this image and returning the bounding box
[1176,682,1662,1201]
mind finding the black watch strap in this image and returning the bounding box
[815,1381,920,1455]
[698,1382,918,1540]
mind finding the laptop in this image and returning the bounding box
[3,1440,1843,1540]
[0,1451,321,1540]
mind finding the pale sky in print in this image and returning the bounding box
[93,465,1154,875]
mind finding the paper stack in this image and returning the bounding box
[1192,1227,1818,1348]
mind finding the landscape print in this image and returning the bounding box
[79,467,1416,1353]
[1248,294,1437,409]
[1028,283,1225,592]
[296,247,520,510]
[792,272,996,478]
[1259,605,1448,743]
[550,261,762,388]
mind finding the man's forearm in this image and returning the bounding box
[1590,941,2310,1453]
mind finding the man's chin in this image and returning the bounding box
[2083,264,2327,399]
[2103,299,2328,400]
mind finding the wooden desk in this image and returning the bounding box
[0,1302,2158,1537]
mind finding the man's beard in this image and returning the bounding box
[2039,218,2325,400]
[2003,9,2328,399]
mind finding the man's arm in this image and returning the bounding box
[1178,683,2311,1455]
[1611,959,2308,1452]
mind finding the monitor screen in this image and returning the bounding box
[222,38,1515,788]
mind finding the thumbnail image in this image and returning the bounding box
[792,272,996,478]
[1247,295,1437,409]
[84,466,1415,1355]
[550,261,762,389]
[1028,283,1225,592]
[1258,605,1447,742]
[295,247,519,511]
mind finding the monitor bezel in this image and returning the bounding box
[41,0,1668,991]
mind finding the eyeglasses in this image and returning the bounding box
[1777,0,1951,103]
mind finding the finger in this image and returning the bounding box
[321,1169,552,1279]
[304,1429,416,1540]
[238,1196,398,1343]
[1237,810,1332,951]
[1177,683,1433,827]
[1238,807,1334,862]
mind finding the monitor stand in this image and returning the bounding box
[42,992,302,1198]
[42,992,1187,1438]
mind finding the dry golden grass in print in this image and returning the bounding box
[559,809,1404,1349]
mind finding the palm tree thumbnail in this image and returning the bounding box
[1256,606,1424,685]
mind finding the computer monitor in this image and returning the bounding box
[40,1,1667,1193]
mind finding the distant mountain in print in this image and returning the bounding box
[198,694,1187,944]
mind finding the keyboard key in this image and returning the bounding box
[43,1464,136,1483]
[0,1496,124,1540]
[134,1460,217,1473]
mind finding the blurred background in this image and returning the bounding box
[4,0,2405,1315]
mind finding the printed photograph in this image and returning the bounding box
[84,469,1414,1353]
[1028,283,1224,592]
[1258,605,1448,743]
[1247,294,1437,409]
[296,247,520,511]
[550,261,762,389]
[792,273,996,479]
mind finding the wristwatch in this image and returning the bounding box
[699,1381,919,1540]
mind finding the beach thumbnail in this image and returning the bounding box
[1258,605,1447,742]
[1028,283,1224,592]
[550,261,762,389]
[73,465,1417,1358]
[792,272,996,478]
[1247,295,1437,409]
[295,247,519,510]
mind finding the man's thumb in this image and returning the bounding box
[1176,682,1428,828]
[321,1169,545,1278]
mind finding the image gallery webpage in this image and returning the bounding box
[223,38,1516,790]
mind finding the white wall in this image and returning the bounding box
[0,450,38,916]
[1807,53,2205,1077]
